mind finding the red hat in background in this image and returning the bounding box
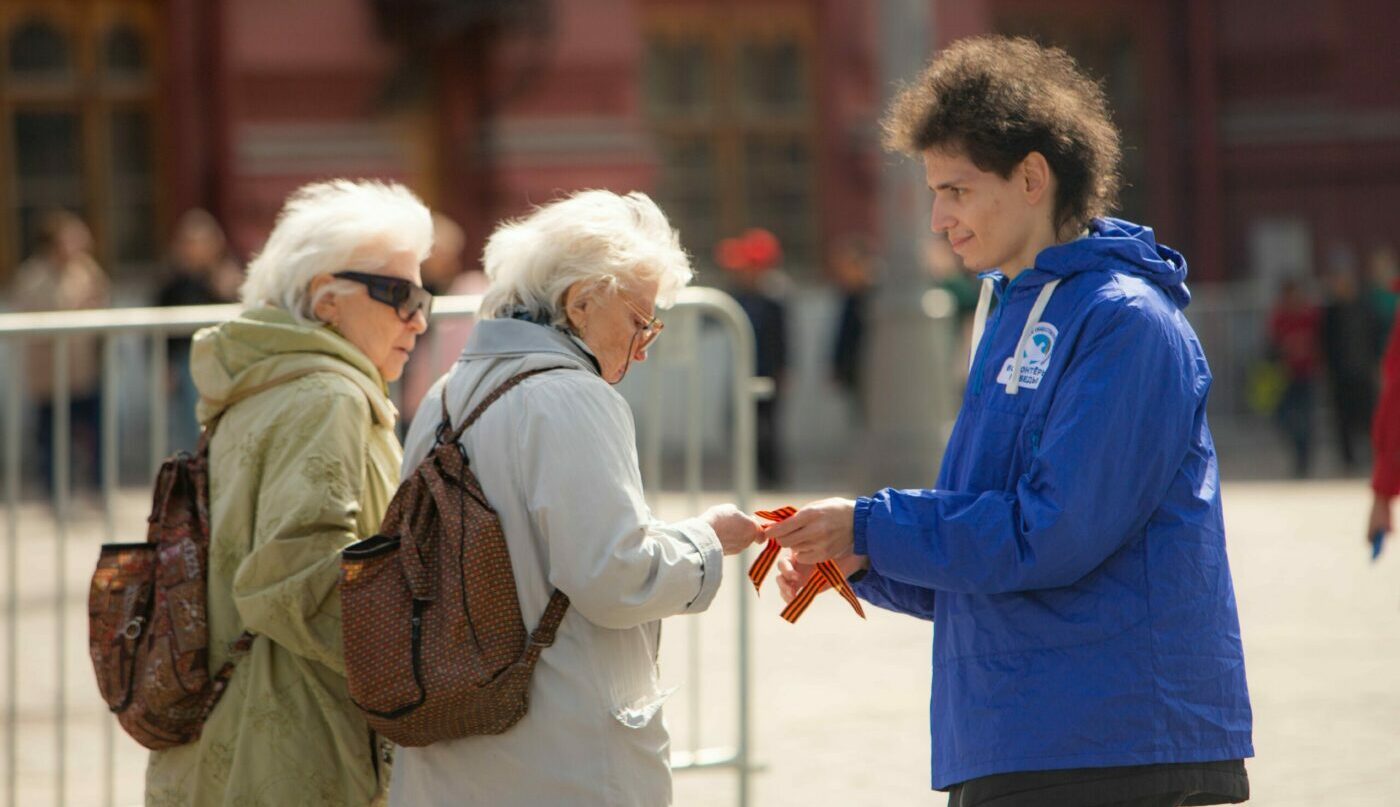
[716,228,783,273]
[716,237,748,272]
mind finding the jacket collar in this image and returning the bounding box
[459,317,602,376]
[192,306,398,428]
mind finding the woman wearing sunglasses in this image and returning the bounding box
[389,190,764,807]
[145,179,432,806]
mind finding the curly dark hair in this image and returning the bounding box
[882,36,1122,235]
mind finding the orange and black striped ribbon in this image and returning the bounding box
[778,559,865,623]
[817,558,865,616]
[754,506,797,524]
[747,507,794,592]
[748,506,864,623]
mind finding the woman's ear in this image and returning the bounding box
[309,273,339,325]
[564,280,593,333]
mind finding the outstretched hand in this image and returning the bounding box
[1368,494,1391,546]
[776,553,869,603]
[763,497,858,565]
[702,503,766,556]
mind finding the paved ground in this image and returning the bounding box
[1,479,1398,805]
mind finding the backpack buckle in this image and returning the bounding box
[433,416,453,448]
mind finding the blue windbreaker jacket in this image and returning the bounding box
[852,218,1253,789]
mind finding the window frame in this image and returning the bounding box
[0,1,165,283]
[642,6,821,274]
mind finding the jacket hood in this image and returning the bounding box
[190,306,395,427]
[460,317,603,374]
[968,217,1192,398]
[1034,217,1191,309]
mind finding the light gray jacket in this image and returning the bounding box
[388,318,723,807]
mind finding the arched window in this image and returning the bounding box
[103,23,146,79]
[8,17,71,77]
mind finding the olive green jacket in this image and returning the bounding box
[145,307,401,807]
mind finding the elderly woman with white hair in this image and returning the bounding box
[389,190,764,807]
[144,179,433,806]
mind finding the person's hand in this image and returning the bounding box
[702,504,765,556]
[764,497,858,565]
[1368,493,1392,546]
[775,553,868,602]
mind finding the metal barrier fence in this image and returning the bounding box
[0,288,760,807]
[1184,285,1273,421]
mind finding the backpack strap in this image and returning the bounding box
[435,366,574,449]
[197,631,256,725]
[523,589,572,664]
[431,368,577,657]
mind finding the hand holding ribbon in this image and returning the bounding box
[749,506,865,623]
[762,497,858,565]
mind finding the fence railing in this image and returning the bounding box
[0,288,760,807]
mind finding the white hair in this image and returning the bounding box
[240,179,433,322]
[479,190,692,326]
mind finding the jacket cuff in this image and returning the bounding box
[853,496,874,557]
[672,517,724,613]
[1373,458,1400,497]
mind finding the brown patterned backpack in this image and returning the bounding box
[340,367,571,747]
[87,368,338,750]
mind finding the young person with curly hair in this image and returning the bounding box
[770,37,1253,806]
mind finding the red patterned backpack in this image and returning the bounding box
[87,368,330,749]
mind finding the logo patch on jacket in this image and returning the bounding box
[997,322,1059,391]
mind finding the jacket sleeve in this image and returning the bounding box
[854,303,1201,595]
[850,563,936,621]
[1372,315,1400,497]
[515,376,724,630]
[231,382,370,673]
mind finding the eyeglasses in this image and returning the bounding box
[333,271,433,322]
[620,294,664,349]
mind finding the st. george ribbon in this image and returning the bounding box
[748,506,865,623]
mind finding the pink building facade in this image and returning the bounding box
[2,0,1397,287]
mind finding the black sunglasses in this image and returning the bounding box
[333,271,433,322]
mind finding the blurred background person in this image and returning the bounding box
[419,212,479,297]
[1268,278,1321,477]
[718,228,790,489]
[401,212,488,422]
[829,235,874,425]
[1368,297,1400,555]
[1320,263,1381,471]
[921,233,982,391]
[9,209,110,492]
[154,209,243,451]
[1365,245,1400,353]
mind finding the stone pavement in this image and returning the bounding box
[1,480,1397,805]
